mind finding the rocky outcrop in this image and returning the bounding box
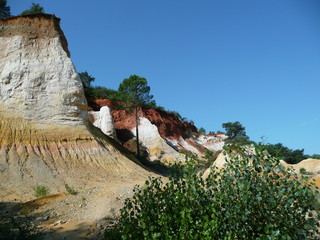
[132,117,185,163]
[89,106,117,139]
[89,99,226,162]
[280,158,320,174]
[0,15,146,199]
[0,14,85,125]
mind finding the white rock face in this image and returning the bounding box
[0,15,147,198]
[167,134,226,157]
[280,158,320,174]
[196,134,226,151]
[0,35,87,125]
[132,117,185,162]
[89,106,117,139]
[169,137,201,155]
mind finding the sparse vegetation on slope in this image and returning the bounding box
[33,185,50,198]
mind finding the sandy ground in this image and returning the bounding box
[0,174,162,240]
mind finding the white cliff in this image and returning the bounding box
[0,15,146,198]
[132,117,185,163]
[196,134,226,152]
[0,16,87,126]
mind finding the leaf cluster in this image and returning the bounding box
[111,146,320,239]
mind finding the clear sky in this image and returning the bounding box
[8,0,320,155]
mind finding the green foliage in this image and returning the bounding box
[112,146,319,239]
[20,3,45,15]
[263,143,306,164]
[104,227,122,240]
[79,71,118,100]
[33,185,50,198]
[222,121,250,145]
[89,86,118,99]
[198,127,206,134]
[64,183,77,195]
[79,71,95,99]
[202,149,214,160]
[116,75,154,157]
[202,149,219,168]
[309,154,320,160]
[299,168,313,175]
[79,71,95,89]
[164,110,183,121]
[116,75,155,109]
[179,149,198,161]
[0,0,10,19]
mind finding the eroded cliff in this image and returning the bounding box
[0,15,146,199]
[89,99,226,163]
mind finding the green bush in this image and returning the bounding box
[33,185,50,198]
[202,149,219,168]
[299,168,313,175]
[110,146,319,239]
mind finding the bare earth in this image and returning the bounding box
[0,173,161,240]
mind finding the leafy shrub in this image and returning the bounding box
[299,168,313,175]
[64,183,77,195]
[202,149,220,168]
[111,146,319,239]
[33,185,50,198]
[179,149,198,161]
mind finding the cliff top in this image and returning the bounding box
[0,14,70,57]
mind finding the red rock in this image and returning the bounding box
[89,99,197,142]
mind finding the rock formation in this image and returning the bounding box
[131,117,185,163]
[0,14,145,199]
[280,158,320,174]
[89,99,226,163]
[89,106,117,139]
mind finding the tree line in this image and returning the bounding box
[0,1,45,19]
[80,71,319,164]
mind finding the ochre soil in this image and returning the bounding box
[1,175,159,239]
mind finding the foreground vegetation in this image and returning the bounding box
[106,146,320,239]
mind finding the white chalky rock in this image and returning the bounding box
[89,106,117,139]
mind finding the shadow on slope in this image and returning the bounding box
[89,123,173,177]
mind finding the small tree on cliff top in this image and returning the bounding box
[222,121,250,145]
[20,3,45,16]
[116,75,155,157]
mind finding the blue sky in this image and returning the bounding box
[9,0,320,154]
